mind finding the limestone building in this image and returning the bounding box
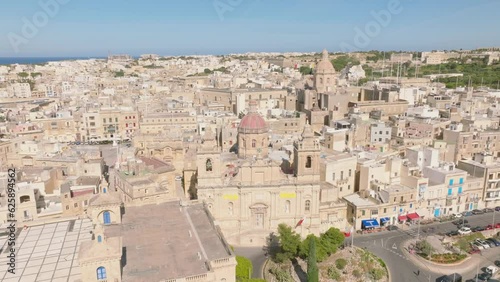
[196,101,347,245]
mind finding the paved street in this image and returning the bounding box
[352,212,500,281]
[233,246,267,279]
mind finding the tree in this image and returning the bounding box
[307,237,319,282]
[299,234,327,262]
[331,55,360,71]
[320,227,345,255]
[416,240,434,258]
[236,256,252,280]
[299,66,313,75]
[275,224,301,263]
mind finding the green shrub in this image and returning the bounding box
[352,269,362,278]
[327,266,341,280]
[335,258,347,270]
[236,256,252,279]
[369,268,385,281]
[269,266,293,282]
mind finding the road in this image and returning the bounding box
[233,246,267,279]
[352,212,500,282]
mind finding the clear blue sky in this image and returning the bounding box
[1,0,499,57]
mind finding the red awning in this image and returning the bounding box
[398,215,407,222]
[407,213,420,220]
[343,232,351,237]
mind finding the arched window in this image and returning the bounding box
[285,200,290,214]
[305,200,311,212]
[305,156,312,168]
[103,188,107,193]
[206,159,213,172]
[97,235,102,243]
[228,202,233,215]
[252,139,256,148]
[103,211,111,225]
[97,266,107,280]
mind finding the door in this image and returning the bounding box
[434,209,440,217]
[103,211,111,225]
[256,213,264,228]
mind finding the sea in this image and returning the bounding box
[0,57,107,65]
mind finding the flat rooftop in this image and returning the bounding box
[0,219,93,282]
[104,202,232,281]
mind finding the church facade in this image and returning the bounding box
[196,100,345,246]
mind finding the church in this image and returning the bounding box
[196,98,346,245]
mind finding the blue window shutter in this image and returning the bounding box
[458,187,463,194]
[448,188,452,196]
[459,178,464,184]
[449,179,454,186]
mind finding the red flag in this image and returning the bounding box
[295,217,305,228]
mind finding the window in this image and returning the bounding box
[103,211,111,225]
[64,194,68,198]
[285,200,290,214]
[305,200,311,212]
[206,159,213,172]
[348,185,351,190]
[66,205,69,210]
[458,187,463,194]
[341,171,344,180]
[383,208,387,213]
[459,178,464,184]
[400,196,403,202]
[410,203,413,208]
[449,179,454,186]
[305,156,312,168]
[349,169,352,177]
[97,235,102,243]
[362,210,366,216]
[74,203,78,208]
[252,139,256,148]
[448,188,452,196]
[97,267,107,280]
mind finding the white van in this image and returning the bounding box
[486,265,499,275]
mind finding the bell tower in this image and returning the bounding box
[294,123,320,182]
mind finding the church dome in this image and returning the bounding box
[315,49,336,73]
[238,101,268,134]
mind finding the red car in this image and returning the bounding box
[496,223,500,229]
[469,246,481,254]
[486,224,494,230]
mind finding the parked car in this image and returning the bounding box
[458,224,471,229]
[459,227,472,235]
[473,209,485,215]
[496,206,500,212]
[446,230,459,237]
[469,246,481,254]
[487,238,500,246]
[471,226,485,232]
[473,242,485,249]
[452,213,463,218]
[453,219,469,225]
[462,211,473,217]
[175,176,182,181]
[477,272,492,281]
[484,208,495,213]
[495,260,500,267]
[486,225,494,230]
[475,239,490,249]
[387,225,399,231]
[485,238,499,247]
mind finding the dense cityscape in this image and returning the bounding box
[2,1,500,282]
